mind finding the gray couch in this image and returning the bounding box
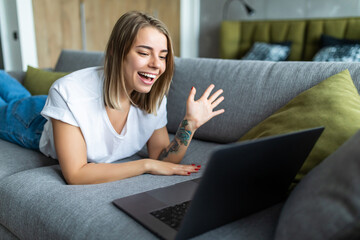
[1,50,360,240]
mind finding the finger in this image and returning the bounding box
[174,170,191,176]
[187,86,196,103]
[211,109,225,118]
[188,165,201,173]
[177,169,198,176]
[208,89,224,103]
[178,164,200,174]
[200,84,215,100]
[211,96,224,109]
[174,167,193,176]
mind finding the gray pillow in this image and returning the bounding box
[275,130,360,240]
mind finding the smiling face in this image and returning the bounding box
[123,26,168,95]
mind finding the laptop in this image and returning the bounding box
[113,127,324,240]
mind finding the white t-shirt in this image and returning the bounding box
[39,67,167,163]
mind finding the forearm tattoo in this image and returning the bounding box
[176,120,192,146]
[158,120,192,160]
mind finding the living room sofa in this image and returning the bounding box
[1,50,360,239]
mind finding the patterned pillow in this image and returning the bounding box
[242,42,291,61]
[320,34,360,47]
[313,44,360,62]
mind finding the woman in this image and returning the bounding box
[0,11,224,185]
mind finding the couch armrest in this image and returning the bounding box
[7,71,26,84]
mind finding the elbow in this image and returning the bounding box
[65,176,98,185]
[63,170,90,185]
[64,174,83,185]
[63,163,107,185]
[62,168,85,185]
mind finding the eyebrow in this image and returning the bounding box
[136,45,168,53]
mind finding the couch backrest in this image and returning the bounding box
[167,57,360,143]
[220,17,360,61]
[54,51,360,144]
[54,49,104,72]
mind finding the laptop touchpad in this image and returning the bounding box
[147,180,199,205]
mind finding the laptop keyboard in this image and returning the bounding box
[150,201,191,230]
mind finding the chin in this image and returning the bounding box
[135,86,153,94]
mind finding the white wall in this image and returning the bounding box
[0,0,22,71]
[180,0,200,58]
[0,0,37,71]
[2,0,359,67]
[257,0,360,19]
[16,0,38,70]
[2,0,196,67]
[199,0,360,58]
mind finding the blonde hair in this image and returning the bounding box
[103,11,174,115]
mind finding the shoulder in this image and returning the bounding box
[51,66,104,102]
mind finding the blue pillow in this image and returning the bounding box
[242,42,291,61]
[313,44,360,62]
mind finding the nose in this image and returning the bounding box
[149,55,161,69]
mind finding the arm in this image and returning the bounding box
[148,84,225,164]
[52,118,198,185]
[148,120,195,164]
[52,118,147,184]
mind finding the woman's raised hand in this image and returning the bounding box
[185,84,225,130]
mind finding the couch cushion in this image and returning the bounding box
[275,130,360,240]
[0,139,230,240]
[168,58,360,144]
[194,203,283,240]
[0,224,18,240]
[238,69,360,182]
[0,161,279,240]
[0,139,57,180]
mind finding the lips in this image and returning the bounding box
[138,72,157,85]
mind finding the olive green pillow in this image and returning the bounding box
[24,66,69,95]
[239,69,360,182]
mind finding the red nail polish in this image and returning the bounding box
[192,164,196,166]
[195,168,199,171]
[188,172,191,175]
[197,165,201,168]
[191,86,194,90]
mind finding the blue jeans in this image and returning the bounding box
[0,71,47,150]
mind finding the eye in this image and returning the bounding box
[138,52,149,56]
[159,55,167,60]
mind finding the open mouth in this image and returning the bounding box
[138,72,157,85]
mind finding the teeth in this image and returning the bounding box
[139,72,156,79]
